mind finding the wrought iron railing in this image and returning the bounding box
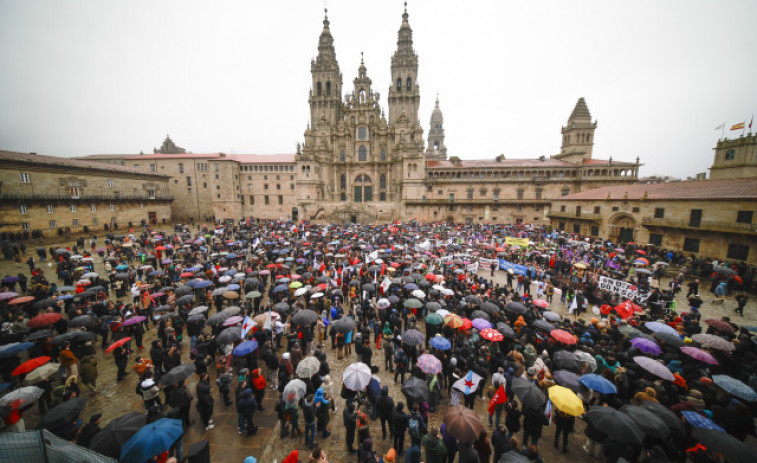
[642,217,757,234]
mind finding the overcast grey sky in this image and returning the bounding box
[1,0,755,178]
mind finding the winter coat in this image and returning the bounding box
[421,434,448,463]
[376,386,395,419]
[79,356,98,384]
[196,379,214,414]
[236,389,257,415]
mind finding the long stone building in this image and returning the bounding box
[0,150,172,237]
[78,6,640,225]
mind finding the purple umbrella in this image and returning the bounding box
[472,318,493,331]
[0,292,19,301]
[633,356,675,381]
[630,338,662,356]
[121,316,146,327]
[680,346,719,365]
[161,259,173,264]
[222,315,244,327]
[644,321,679,336]
[1,276,19,284]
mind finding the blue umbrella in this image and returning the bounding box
[120,418,183,463]
[233,340,259,356]
[226,284,241,291]
[226,253,238,259]
[272,284,289,293]
[0,342,34,359]
[404,283,419,291]
[115,265,129,271]
[712,375,757,402]
[579,374,618,394]
[681,411,725,432]
[224,270,236,276]
[430,336,451,351]
[194,280,213,289]
[187,265,202,272]
[58,294,74,300]
[148,270,163,276]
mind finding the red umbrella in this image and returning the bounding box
[635,250,647,255]
[551,329,577,345]
[155,246,167,251]
[600,304,613,315]
[12,356,51,376]
[105,337,133,354]
[459,318,473,330]
[179,272,193,278]
[425,273,436,281]
[532,299,549,309]
[480,328,504,342]
[9,296,35,305]
[704,319,736,333]
[27,312,62,328]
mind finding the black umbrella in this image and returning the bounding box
[69,315,97,329]
[73,290,96,300]
[510,377,546,409]
[174,286,193,296]
[465,295,481,304]
[216,327,243,345]
[114,273,130,280]
[388,295,400,304]
[585,406,644,445]
[470,310,490,321]
[402,329,425,347]
[639,400,686,437]
[506,302,527,314]
[498,451,530,463]
[33,298,58,310]
[40,397,87,430]
[52,331,97,344]
[653,332,684,347]
[401,377,429,404]
[496,322,516,339]
[553,351,582,372]
[273,302,291,313]
[176,294,194,305]
[89,411,147,459]
[362,283,376,292]
[206,312,229,326]
[188,313,205,323]
[692,428,757,463]
[620,404,670,438]
[332,317,357,334]
[23,329,56,342]
[292,309,318,326]
[479,302,499,314]
[553,370,584,393]
[532,319,554,332]
[161,363,196,386]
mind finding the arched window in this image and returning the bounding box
[326,81,331,96]
[406,77,412,91]
[359,89,366,103]
[317,82,322,96]
[358,146,367,162]
[380,174,386,190]
[339,151,346,162]
[396,78,402,91]
[340,174,346,190]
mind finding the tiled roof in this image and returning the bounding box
[80,153,295,163]
[0,150,170,177]
[426,158,634,169]
[559,178,757,201]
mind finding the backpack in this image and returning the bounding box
[408,416,421,440]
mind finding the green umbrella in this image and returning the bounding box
[425,313,444,325]
[404,298,423,309]
[245,290,262,299]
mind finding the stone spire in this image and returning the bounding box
[555,97,597,163]
[395,2,414,58]
[154,135,185,154]
[388,2,420,126]
[314,8,337,69]
[426,94,447,159]
[308,8,343,130]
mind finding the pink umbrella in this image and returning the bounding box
[223,316,244,327]
[417,354,442,375]
[121,316,146,327]
[533,299,549,308]
[680,346,719,365]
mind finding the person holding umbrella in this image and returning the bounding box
[171,379,193,428]
[195,372,215,431]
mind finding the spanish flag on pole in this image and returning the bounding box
[731,122,745,131]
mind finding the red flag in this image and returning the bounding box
[487,384,507,415]
[319,262,326,273]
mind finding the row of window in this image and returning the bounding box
[240,164,294,172]
[339,148,388,162]
[19,203,117,214]
[19,217,118,231]
[243,195,285,206]
[428,168,636,180]
[19,174,116,188]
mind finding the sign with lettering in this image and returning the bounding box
[505,237,530,247]
[498,259,535,276]
[598,276,651,305]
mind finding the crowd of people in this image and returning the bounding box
[0,219,755,463]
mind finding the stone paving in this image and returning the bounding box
[3,230,757,462]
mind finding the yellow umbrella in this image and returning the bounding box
[548,385,585,417]
[444,314,463,329]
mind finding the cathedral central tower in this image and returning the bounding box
[388,3,420,126]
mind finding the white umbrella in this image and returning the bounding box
[377,298,391,309]
[436,309,451,319]
[218,275,232,283]
[411,289,426,299]
[432,284,446,291]
[283,379,308,403]
[311,292,324,299]
[82,272,99,279]
[294,287,309,297]
[441,288,454,296]
[343,362,372,391]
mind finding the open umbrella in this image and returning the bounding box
[161,363,196,386]
[292,309,318,326]
[704,319,736,333]
[403,298,423,309]
[216,326,243,345]
[511,377,546,409]
[644,321,679,336]
[23,329,56,342]
[692,428,757,463]
[692,334,735,352]
[579,374,617,394]
[120,418,184,463]
[343,362,372,391]
[283,379,308,403]
[653,332,684,347]
[533,319,554,333]
[296,356,321,378]
[498,451,530,463]
[425,313,444,325]
[472,318,492,331]
[68,315,97,329]
[550,329,576,345]
[443,405,484,443]
[680,346,719,365]
[0,386,43,409]
[553,370,584,393]
[0,342,33,359]
[402,377,430,404]
[506,301,527,314]
[40,397,87,430]
[90,412,147,459]
[12,356,51,376]
[232,340,259,356]
[640,400,686,436]
[553,351,583,372]
[121,316,146,327]
[711,375,757,402]
[417,354,442,375]
[479,328,504,342]
[586,406,644,445]
[630,337,662,355]
[26,312,62,329]
[496,323,515,339]
[548,385,585,416]
[24,362,59,383]
[633,356,675,381]
[402,329,425,346]
[105,337,132,354]
[331,317,357,334]
[430,336,451,351]
[620,404,670,437]
[188,306,209,316]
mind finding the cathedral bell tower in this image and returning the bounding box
[554,97,597,164]
[308,9,343,129]
[388,3,420,127]
[425,95,447,160]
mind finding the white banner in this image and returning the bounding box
[478,258,498,271]
[598,276,651,305]
[466,262,479,272]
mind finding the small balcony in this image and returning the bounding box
[642,217,757,235]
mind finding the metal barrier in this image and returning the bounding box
[0,429,117,463]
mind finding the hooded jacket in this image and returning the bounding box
[358,438,377,463]
[376,386,395,419]
[236,389,257,415]
[421,433,448,463]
